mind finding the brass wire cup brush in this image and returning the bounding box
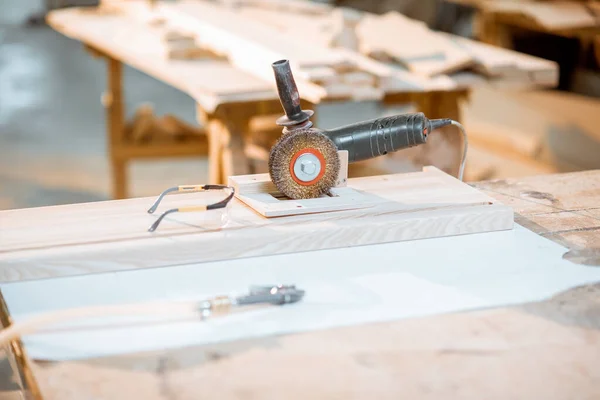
[268,59,468,200]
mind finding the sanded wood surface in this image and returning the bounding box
[19,169,600,400]
[473,169,600,252]
[0,167,512,283]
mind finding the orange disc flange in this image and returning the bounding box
[289,148,327,186]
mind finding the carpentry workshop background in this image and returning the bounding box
[1,1,600,399]
[0,0,598,207]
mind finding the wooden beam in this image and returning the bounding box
[356,11,474,77]
[114,140,208,159]
[0,167,513,282]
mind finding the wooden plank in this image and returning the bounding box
[47,8,278,113]
[356,11,474,76]
[233,5,362,50]
[474,169,600,216]
[109,1,466,100]
[339,49,459,92]
[464,119,544,159]
[517,90,600,143]
[232,7,336,48]
[443,33,559,86]
[135,0,364,102]
[0,167,513,283]
[463,142,558,182]
[155,1,345,69]
[222,0,333,15]
[484,1,599,30]
[234,187,378,218]
[114,141,208,159]
[237,4,556,91]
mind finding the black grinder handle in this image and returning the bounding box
[272,60,313,127]
[323,113,430,163]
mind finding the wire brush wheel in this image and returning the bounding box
[268,129,340,199]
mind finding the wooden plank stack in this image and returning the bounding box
[100,0,558,103]
[477,0,600,31]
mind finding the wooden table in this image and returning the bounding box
[47,7,468,199]
[2,169,599,399]
[47,7,287,199]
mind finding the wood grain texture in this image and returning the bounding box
[8,171,600,400]
[28,289,600,400]
[234,187,378,217]
[475,169,600,216]
[0,168,513,283]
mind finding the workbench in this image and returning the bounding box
[46,4,556,199]
[1,169,599,399]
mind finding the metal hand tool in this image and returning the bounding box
[0,284,305,347]
[198,284,306,319]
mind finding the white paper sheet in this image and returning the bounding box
[2,224,599,361]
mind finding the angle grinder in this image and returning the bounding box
[268,59,468,200]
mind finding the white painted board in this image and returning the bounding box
[2,224,599,361]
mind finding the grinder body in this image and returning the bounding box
[322,113,429,163]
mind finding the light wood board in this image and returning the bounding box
[0,167,513,283]
[46,8,277,113]
[221,0,333,15]
[484,1,599,30]
[112,0,376,102]
[356,11,474,77]
[444,33,559,86]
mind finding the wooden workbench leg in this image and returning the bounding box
[219,118,252,182]
[207,119,224,184]
[104,58,127,199]
[206,117,252,184]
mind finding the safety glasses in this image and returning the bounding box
[147,184,235,232]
